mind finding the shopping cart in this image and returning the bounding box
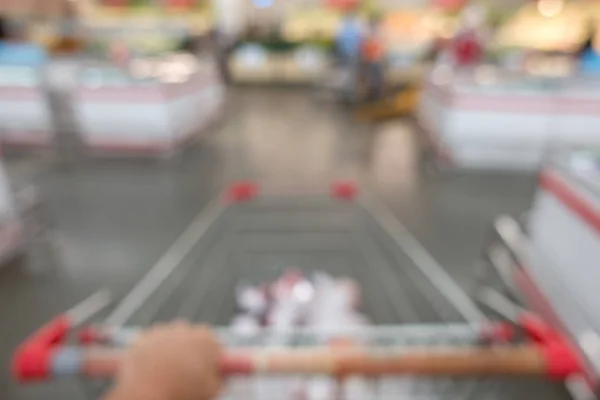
[12,182,587,399]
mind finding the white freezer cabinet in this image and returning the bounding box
[0,65,54,148]
[527,149,600,375]
[417,68,600,171]
[75,56,225,157]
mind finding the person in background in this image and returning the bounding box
[449,5,487,68]
[104,323,222,400]
[336,9,363,101]
[0,15,8,42]
[0,15,46,65]
[52,0,85,54]
[178,31,199,55]
[578,28,600,74]
[361,15,385,101]
[209,27,234,84]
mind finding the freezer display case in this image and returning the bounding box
[416,67,600,171]
[75,54,225,156]
[529,148,600,344]
[230,43,330,85]
[0,65,54,148]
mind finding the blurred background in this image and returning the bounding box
[1,0,600,399]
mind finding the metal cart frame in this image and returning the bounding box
[12,182,586,399]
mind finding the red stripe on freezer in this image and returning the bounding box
[77,77,218,103]
[77,88,164,102]
[0,87,43,101]
[2,134,51,148]
[426,81,600,115]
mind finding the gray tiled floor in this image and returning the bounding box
[2,89,558,399]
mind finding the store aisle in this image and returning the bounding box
[1,88,540,399]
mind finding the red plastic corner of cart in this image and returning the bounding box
[12,345,55,382]
[519,314,560,343]
[11,315,70,382]
[14,315,71,351]
[32,315,71,347]
[517,314,583,379]
[542,340,582,380]
[78,326,98,345]
[225,182,259,203]
[331,181,358,201]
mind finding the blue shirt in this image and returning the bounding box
[0,42,47,66]
[580,49,600,74]
[337,18,362,59]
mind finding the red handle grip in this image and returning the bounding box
[12,316,71,382]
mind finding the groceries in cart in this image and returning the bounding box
[232,270,367,338]
[230,270,374,400]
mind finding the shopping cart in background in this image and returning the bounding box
[11,182,591,399]
[353,82,421,122]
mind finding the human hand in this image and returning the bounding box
[107,322,222,400]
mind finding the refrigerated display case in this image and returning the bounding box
[530,149,600,327]
[75,54,224,156]
[0,65,53,148]
[417,66,600,171]
[230,42,330,84]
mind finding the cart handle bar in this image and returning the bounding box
[12,294,582,383]
[14,344,575,382]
